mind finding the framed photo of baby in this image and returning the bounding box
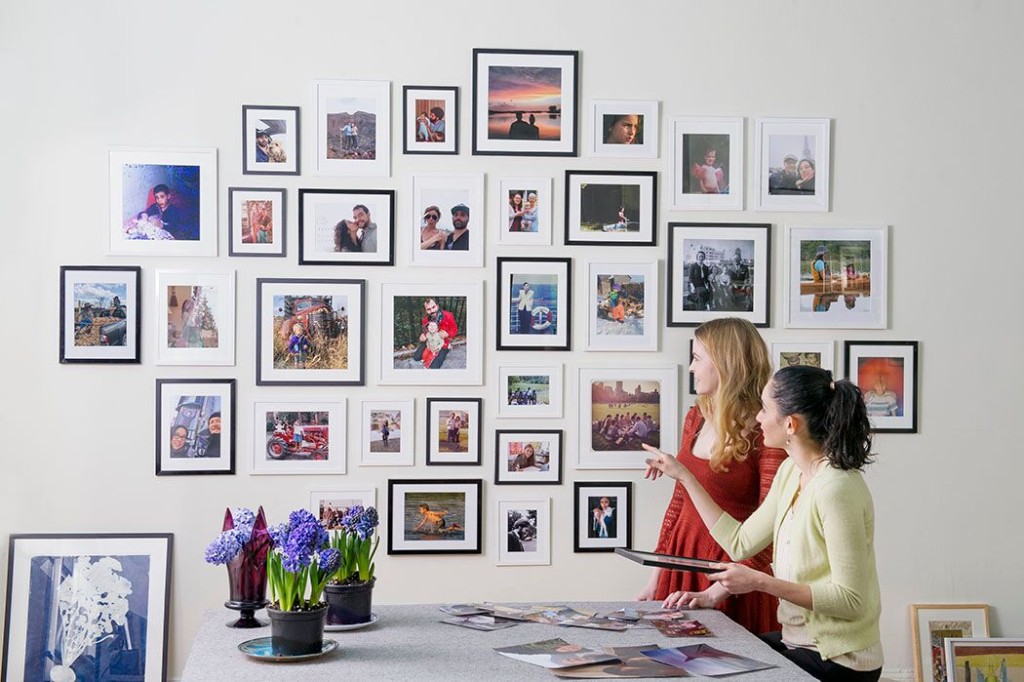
[228,187,286,258]
[403,86,458,155]
[755,117,830,212]
[845,340,919,433]
[496,176,552,246]
[387,479,482,555]
[574,482,632,552]
[242,105,300,175]
[497,257,571,351]
[426,398,482,466]
[298,188,395,266]
[671,116,743,210]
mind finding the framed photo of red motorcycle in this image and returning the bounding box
[250,399,346,475]
[155,378,235,476]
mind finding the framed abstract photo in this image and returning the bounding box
[251,399,346,475]
[845,340,919,433]
[584,260,659,352]
[2,533,172,682]
[496,176,552,246]
[472,48,578,157]
[410,173,485,267]
[497,364,563,419]
[944,637,1024,682]
[309,486,376,530]
[590,100,659,159]
[227,187,286,258]
[910,604,990,682]
[298,188,395,266]
[671,116,744,210]
[494,429,562,486]
[565,170,657,246]
[426,397,482,466]
[496,257,571,351]
[573,482,632,552]
[402,85,458,155]
[496,498,551,566]
[242,104,300,175]
[154,269,235,366]
[155,378,235,476]
[359,399,415,467]
[313,79,390,177]
[754,117,831,212]
[387,479,482,555]
[772,341,835,374]
[59,265,141,364]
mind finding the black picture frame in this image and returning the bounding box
[242,104,300,176]
[573,481,632,553]
[564,170,658,247]
[155,378,236,476]
[402,85,459,155]
[494,429,563,486]
[425,398,483,466]
[496,256,572,351]
[59,265,141,364]
[227,187,287,258]
[298,189,396,266]
[843,340,920,434]
[387,479,483,555]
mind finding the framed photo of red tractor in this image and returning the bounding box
[251,399,346,475]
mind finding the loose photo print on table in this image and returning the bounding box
[496,257,571,351]
[313,79,390,176]
[910,604,990,682]
[227,187,286,257]
[565,170,657,246]
[410,173,485,267]
[298,188,395,266]
[671,116,743,210]
[585,260,659,352]
[754,117,830,212]
[251,399,345,475]
[155,378,234,475]
[309,486,376,531]
[845,341,919,433]
[496,498,551,566]
[402,85,458,155]
[360,399,414,466]
[590,100,659,159]
[496,176,552,246]
[497,365,562,418]
[426,398,482,465]
[387,479,482,555]
[242,105,300,175]
[154,270,235,366]
[59,266,141,364]
[574,482,632,552]
[494,430,562,485]
[772,341,835,374]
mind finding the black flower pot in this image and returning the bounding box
[324,578,376,626]
[267,603,327,656]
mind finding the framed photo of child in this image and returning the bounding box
[387,479,482,555]
[584,260,659,352]
[251,399,346,475]
[360,399,415,467]
[496,176,552,246]
[671,116,744,211]
[426,398,482,466]
[494,430,562,486]
[402,86,458,155]
[496,498,551,566]
[845,340,919,433]
[590,100,659,159]
[573,482,632,553]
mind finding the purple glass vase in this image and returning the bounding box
[223,506,272,628]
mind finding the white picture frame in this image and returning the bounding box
[497,365,563,419]
[771,341,835,374]
[359,399,415,467]
[154,269,235,366]
[313,79,390,177]
[910,604,990,682]
[410,173,485,267]
[584,260,659,352]
[250,399,346,475]
[496,176,552,246]
[309,486,377,530]
[754,117,830,212]
[590,99,659,159]
[496,498,551,566]
[671,116,744,210]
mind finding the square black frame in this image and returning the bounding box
[297,189,396,266]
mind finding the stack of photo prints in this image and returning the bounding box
[439,603,711,637]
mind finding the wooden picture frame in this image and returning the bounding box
[911,604,990,682]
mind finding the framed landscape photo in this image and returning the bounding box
[494,429,562,486]
[565,170,657,246]
[154,269,235,366]
[785,225,888,329]
[426,398,482,466]
[472,48,578,157]
[255,278,365,386]
[313,79,390,177]
[944,638,1024,682]
[59,265,140,364]
[496,257,571,351]
[228,187,286,257]
[496,498,551,566]
[387,479,482,555]
[108,147,217,256]
[242,104,300,175]
[772,341,835,374]
[671,116,744,210]
[667,222,771,327]
[403,85,458,155]
[360,399,415,467]
[585,260,659,352]
[155,378,235,476]
[410,173,485,267]
[251,399,346,475]
[497,364,563,419]
[574,482,632,552]
[496,176,552,246]
[298,188,395,266]
[755,117,831,212]
[309,486,376,530]
[845,340,919,433]
[910,604,990,682]
[590,100,659,159]
[2,533,171,682]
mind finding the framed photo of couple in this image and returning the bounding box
[755,117,830,212]
[313,79,390,177]
[411,173,485,267]
[671,116,744,210]
[402,86,458,155]
[297,188,395,266]
[155,378,235,476]
[387,479,482,555]
[59,265,141,364]
[242,105,300,175]
[426,398,482,466]
[496,257,571,351]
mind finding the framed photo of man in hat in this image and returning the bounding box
[242,105,300,175]
[410,173,484,268]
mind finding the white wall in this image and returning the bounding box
[2,1,1022,679]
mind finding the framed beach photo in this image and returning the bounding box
[387,479,482,555]
[671,116,744,210]
[59,266,141,364]
[298,188,395,266]
[910,604,990,682]
[309,486,376,530]
[944,638,1024,682]
[565,170,657,246]
[496,498,551,566]
[667,222,771,327]
[755,117,831,212]
[154,270,235,366]
[496,176,552,246]
[255,278,365,386]
[227,187,286,257]
[585,260,659,352]
[494,430,562,486]
[426,398,482,466]
[155,378,235,476]
[497,365,563,419]
[472,48,578,157]
[845,340,919,433]
[785,225,888,329]
[403,85,458,155]
[590,100,659,159]
[251,399,345,475]
[360,399,415,467]
[108,147,217,256]
[574,482,632,552]
[242,105,300,175]
[313,79,390,177]
[410,173,485,267]
[772,341,835,374]
[1,533,171,682]
[496,257,571,351]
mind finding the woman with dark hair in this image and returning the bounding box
[507,192,524,232]
[604,114,641,144]
[643,365,882,681]
[169,425,190,458]
[795,158,816,193]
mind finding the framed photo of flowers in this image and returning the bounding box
[496,498,551,566]
[313,79,390,177]
[242,104,300,175]
[590,100,659,159]
[410,173,485,268]
[228,187,286,257]
[402,85,458,155]
[910,604,990,682]
[155,378,235,476]
[772,341,835,374]
[574,482,632,552]
[494,429,562,485]
[251,398,346,475]
[671,116,744,210]
[754,117,831,212]
[426,397,482,466]
[585,260,659,352]
[497,364,562,419]
[496,257,571,351]
[2,533,172,682]
[387,479,482,555]
[59,265,141,364]
[496,176,552,246]
[154,269,235,366]
[564,170,657,246]
[298,188,395,266]
[944,638,1024,682]
[309,486,377,531]
[845,340,919,433]
[360,399,415,467]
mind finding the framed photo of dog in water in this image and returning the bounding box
[402,86,458,155]
[387,479,482,555]
[564,170,657,246]
[496,257,571,351]
[242,105,300,175]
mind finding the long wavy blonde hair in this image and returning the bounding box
[693,318,773,472]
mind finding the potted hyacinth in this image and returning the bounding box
[324,505,380,626]
[204,506,272,628]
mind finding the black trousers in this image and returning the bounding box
[759,632,881,682]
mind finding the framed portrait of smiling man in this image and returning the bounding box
[298,189,395,266]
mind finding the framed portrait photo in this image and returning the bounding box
[494,430,562,486]
[772,341,835,374]
[155,378,235,475]
[309,486,376,531]
[785,225,888,329]
[59,265,141,364]
[574,482,632,552]
[2,533,172,682]
[242,105,300,175]
[496,498,551,566]
[228,187,286,258]
[590,100,659,159]
[584,260,659,352]
[496,257,571,351]
[387,479,482,555]
[496,176,552,246]
[426,398,482,466]
[360,399,415,467]
[671,116,744,210]
[755,117,831,212]
[472,48,578,157]
[298,188,395,266]
[497,364,563,419]
[313,79,390,177]
[108,147,217,256]
[154,269,235,366]
[410,173,485,267]
[910,604,990,682]
[565,170,657,246]
[251,399,346,475]
[845,340,919,433]
[944,638,1024,682]
[403,85,458,155]
[255,278,365,386]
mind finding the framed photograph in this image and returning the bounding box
[251,399,345,475]
[944,637,1024,682]
[496,176,552,246]
[108,147,217,256]
[380,282,483,385]
[497,365,563,418]
[565,170,657,246]
[472,48,578,157]
[910,604,990,682]
[298,188,395,266]
[496,498,551,566]
[845,340,919,433]
[590,100,659,159]
[155,378,235,476]
[585,260,659,352]
[309,486,377,530]
[242,105,300,175]
[154,269,235,366]
[671,116,744,210]
[754,117,831,212]
[387,479,482,555]
[59,266,141,364]
[667,222,771,327]
[313,79,390,177]
[360,399,415,467]
[426,398,482,466]
[577,366,679,469]
[494,430,562,485]
[574,482,632,552]
[410,173,485,267]
[403,86,458,155]
[496,257,571,351]
[2,533,171,682]
[255,278,365,386]
[772,341,835,374]
[785,225,888,329]
[227,187,286,257]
